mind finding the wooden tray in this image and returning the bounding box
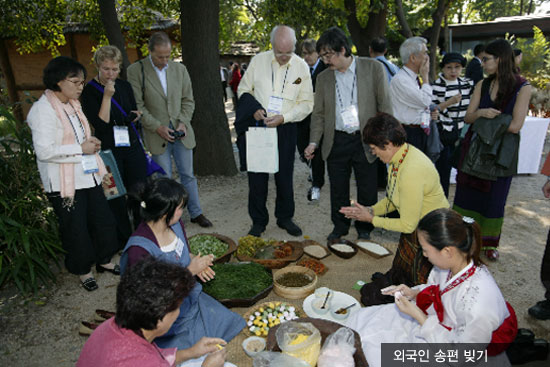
[243,301,303,336]
[327,239,358,259]
[188,233,237,264]
[273,265,318,299]
[355,240,393,259]
[302,240,331,260]
[209,263,273,308]
[236,241,304,269]
[266,317,368,367]
[297,256,329,276]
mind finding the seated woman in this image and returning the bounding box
[340,113,448,305]
[120,178,246,350]
[77,257,227,367]
[347,208,517,367]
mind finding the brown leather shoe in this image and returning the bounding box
[191,214,213,228]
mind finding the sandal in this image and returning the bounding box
[79,321,100,336]
[81,277,98,291]
[94,309,115,322]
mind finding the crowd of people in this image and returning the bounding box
[26,22,544,366]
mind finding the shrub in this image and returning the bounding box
[0,106,63,294]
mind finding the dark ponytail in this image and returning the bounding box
[417,208,483,266]
[127,177,188,226]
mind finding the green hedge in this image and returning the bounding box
[0,106,63,294]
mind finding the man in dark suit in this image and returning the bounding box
[297,38,327,203]
[465,43,485,85]
[305,27,392,241]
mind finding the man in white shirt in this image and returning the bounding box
[238,25,314,237]
[127,31,212,228]
[390,36,437,154]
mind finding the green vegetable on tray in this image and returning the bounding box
[189,235,229,258]
[202,262,272,300]
[237,235,276,257]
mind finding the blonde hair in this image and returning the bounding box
[93,45,122,67]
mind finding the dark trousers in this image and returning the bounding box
[404,125,428,154]
[248,123,297,227]
[110,145,148,247]
[48,185,119,275]
[297,115,325,188]
[435,144,455,197]
[222,81,228,101]
[327,131,377,236]
[542,228,550,300]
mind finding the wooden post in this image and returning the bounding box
[0,39,24,123]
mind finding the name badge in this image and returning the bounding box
[114,126,130,147]
[175,238,185,258]
[341,104,360,130]
[267,96,283,116]
[421,109,430,128]
[81,154,99,174]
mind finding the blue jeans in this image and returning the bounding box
[152,141,202,218]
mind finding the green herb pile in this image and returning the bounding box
[189,235,229,258]
[202,262,272,300]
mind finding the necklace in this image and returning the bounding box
[385,144,409,214]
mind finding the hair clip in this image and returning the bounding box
[140,201,146,209]
[462,216,474,224]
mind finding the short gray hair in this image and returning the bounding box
[148,31,171,52]
[270,25,297,50]
[400,36,427,63]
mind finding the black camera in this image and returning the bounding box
[170,130,186,139]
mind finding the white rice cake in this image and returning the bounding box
[357,241,390,256]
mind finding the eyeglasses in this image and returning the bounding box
[481,56,494,62]
[274,51,294,58]
[65,79,86,87]
[320,51,337,61]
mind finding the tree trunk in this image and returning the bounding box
[395,0,413,38]
[344,0,388,56]
[0,40,23,124]
[98,0,131,80]
[428,0,451,81]
[180,0,237,176]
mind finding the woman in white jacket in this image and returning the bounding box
[27,56,120,291]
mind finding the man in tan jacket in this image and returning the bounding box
[305,27,392,241]
[127,31,211,227]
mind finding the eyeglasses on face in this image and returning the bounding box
[65,79,86,87]
[320,51,337,61]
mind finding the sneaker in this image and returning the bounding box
[357,231,371,240]
[528,300,550,320]
[308,187,320,202]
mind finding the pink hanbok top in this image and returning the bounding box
[77,318,177,367]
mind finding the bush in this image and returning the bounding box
[0,106,63,294]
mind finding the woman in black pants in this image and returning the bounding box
[81,45,148,247]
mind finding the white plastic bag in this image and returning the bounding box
[253,351,309,367]
[317,327,356,367]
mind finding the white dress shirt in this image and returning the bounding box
[389,66,433,125]
[150,56,168,95]
[334,57,358,133]
[237,50,314,123]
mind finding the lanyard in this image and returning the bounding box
[271,63,290,95]
[63,107,85,144]
[335,71,356,110]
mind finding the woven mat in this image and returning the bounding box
[224,229,399,366]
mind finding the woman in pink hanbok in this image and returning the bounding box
[347,208,517,367]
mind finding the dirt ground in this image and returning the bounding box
[1,101,550,366]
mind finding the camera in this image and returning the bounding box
[170,130,186,139]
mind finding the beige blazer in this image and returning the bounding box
[310,57,393,162]
[127,59,195,155]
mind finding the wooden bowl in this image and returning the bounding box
[355,240,393,259]
[273,265,318,299]
[302,239,331,260]
[327,239,358,259]
[189,233,237,264]
[266,317,368,367]
[236,241,304,269]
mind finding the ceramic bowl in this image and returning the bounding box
[311,297,331,315]
[242,336,266,357]
[330,303,351,320]
[314,287,333,299]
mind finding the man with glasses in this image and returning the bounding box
[297,38,327,203]
[127,31,212,228]
[389,36,437,154]
[304,26,392,242]
[238,25,314,237]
